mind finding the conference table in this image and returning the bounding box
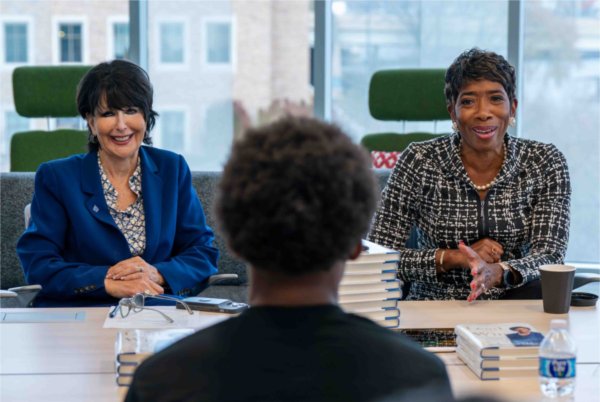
[1,300,598,402]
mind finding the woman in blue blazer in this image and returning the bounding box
[17,60,218,307]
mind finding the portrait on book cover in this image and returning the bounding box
[505,325,544,346]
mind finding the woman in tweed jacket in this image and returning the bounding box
[368,49,571,301]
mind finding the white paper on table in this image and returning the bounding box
[103,306,230,329]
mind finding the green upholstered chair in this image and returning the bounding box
[361,68,449,154]
[10,66,92,172]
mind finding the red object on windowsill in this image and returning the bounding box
[371,151,401,169]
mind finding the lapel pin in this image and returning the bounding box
[93,205,99,213]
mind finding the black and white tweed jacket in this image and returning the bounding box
[368,133,571,300]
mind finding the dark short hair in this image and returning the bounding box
[444,48,516,106]
[76,60,158,151]
[216,116,377,275]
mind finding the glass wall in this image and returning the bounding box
[0,0,313,172]
[521,1,600,263]
[0,0,597,264]
[330,0,507,140]
[147,0,313,170]
[329,0,599,264]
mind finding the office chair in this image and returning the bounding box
[362,69,449,168]
[10,66,91,172]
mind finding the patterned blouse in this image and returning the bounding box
[368,133,571,301]
[98,157,146,256]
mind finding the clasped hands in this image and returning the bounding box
[104,256,165,299]
[440,238,505,302]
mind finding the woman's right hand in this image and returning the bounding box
[104,276,164,299]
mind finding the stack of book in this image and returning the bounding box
[115,328,194,386]
[339,240,401,328]
[455,322,543,380]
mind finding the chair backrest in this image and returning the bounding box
[11,130,88,172]
[360,132,443,153]
[10,65,92,172]
[368,68,448,122]
[363,69,449,166]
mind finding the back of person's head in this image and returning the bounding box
[444,48,516,106]
[216,116,377,276]
[76,59,158,150]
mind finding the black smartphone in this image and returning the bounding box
[177,297,249,314]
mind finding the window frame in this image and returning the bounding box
[106,15,129,60]
[52,16,88,65]
[153,105,190,153]
[201,16,236,71]
[0,16,34,68]
[154,17,189,71]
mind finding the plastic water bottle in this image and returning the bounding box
[539,319,576,398]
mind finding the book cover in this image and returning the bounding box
[454,323,543,358]
[456,344,538,369]
[344,261,398,274]
[338,289,402,304]
[339,298,398,312]
[352,307,400,323]
[115,328,195,365]
[338,280,401,295]
[116,362,138,376]
[116,374,134,386]
[457,345,537,380]
[347,240,400,264]
[340,271,397,285]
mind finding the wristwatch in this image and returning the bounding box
[499,262,512,286]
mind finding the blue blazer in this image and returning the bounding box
[17,147,218,307]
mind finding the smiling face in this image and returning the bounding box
[86,96,147,164]
[514,327,531,336]
[449,79,517,154]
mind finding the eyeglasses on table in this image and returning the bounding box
[109,292,193,323]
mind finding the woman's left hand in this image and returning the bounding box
[458,242,503,302]
[106,256,165,286]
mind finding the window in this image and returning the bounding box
[159,22,185,64]
[147,1,311,171]
[59,23,83,62]
[331,1,507,142]
[156,110,186,153]
[4,22,28,63]
[521,1,600,264]
[113,22,129,59]
[1,110,30,171]
[203,19,234,66]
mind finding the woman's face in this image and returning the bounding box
[87,97,146,163]
[448,79,517,153]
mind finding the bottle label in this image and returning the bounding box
[539,357,576,378]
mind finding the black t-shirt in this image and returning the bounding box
[125,305,452,402]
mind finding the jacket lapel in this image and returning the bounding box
[140,147,162,260]
[81,150,118,228]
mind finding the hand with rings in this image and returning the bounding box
[104,257,165,299]
[458,241,503,302]
[468,238,504,264]
[105,256,165,286]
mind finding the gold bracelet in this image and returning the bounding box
[439,250,446,272]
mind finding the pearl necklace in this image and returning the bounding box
[462,142,506,192]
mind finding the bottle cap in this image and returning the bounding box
[550,319,568,329]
